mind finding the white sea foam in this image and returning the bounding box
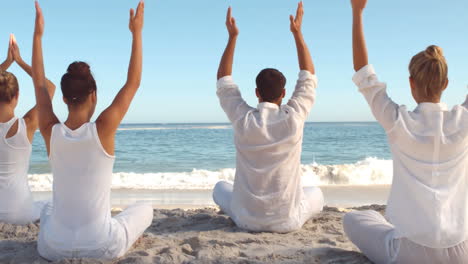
[28,157,392,192]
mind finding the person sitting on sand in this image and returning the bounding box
[213,2,324,233]
[31,1,153,260]
[344,0,468,263]
[0,34,55,225]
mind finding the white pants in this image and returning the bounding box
[0,200,47,225]
[212,181,324,230]
[343,210,468,264]
[38,202,153,261]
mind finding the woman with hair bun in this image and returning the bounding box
[343,0,468,263]
[31,1,152,261]
[0,35,55,225]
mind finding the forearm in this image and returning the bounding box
[352,9,368,72]
[16,59,32,76]
[293,32,314,74]
[0,59,13,71]
[125,32,143,88]
[217,36,237,80]
[32,35,53,110]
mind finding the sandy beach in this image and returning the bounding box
[0,205,385,264]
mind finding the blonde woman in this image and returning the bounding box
[0,35,55,224]
[344,0,468,263]
[31,1,152,260]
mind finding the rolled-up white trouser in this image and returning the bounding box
[38,202,153,261]
[343,210,468,264]
[212,181,324,231]
[0,200,48,225]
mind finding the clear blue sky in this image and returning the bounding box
[1,0,467,123]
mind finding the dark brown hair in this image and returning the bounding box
[0,71,19,103]
[256,68,286,102]
[61,62,97,105]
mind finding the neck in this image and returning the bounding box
[0,104,15,123]
[65,108,93,129]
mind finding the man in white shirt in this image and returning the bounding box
[344,0,468,263]
[212,2,324,233]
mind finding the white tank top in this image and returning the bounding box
[0,117,34,216]
[44,122,115,251]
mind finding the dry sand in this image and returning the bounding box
[0,205,385,264]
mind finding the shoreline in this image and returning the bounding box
[32,185,390,209]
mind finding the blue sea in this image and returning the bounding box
[27,122,393,191]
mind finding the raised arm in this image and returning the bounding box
[96,0,144,153]
[286,2,317,119]
[217,7,239,80]
[0,35,14,71]
[12,37,56,142]
[351,0,369,72]
[31,1,59,152]
[290,2,314,74]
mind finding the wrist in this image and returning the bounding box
[132,30,143,37]
[229,34,238,41]
[352,8,364,16]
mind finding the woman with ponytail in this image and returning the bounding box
[344,0,468,263]
[0,35,55,224]
[31,1,153,261]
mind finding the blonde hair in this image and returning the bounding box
[409,45,448,100]
[0,71,19,103]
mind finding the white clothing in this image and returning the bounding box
[354,65,468,248]
[343,210,468,264]
[38,123,153,260]
[213,181,324,231]
[0,117,45,224]
[216,71,323,232]
[38,201,153,261]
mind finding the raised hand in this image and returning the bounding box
[10,38,22,63]
[34,1,45,37]
[6,35,14,63]
[351,0,368,11]
[226,7,239,38]
[129,0,145,34]
[290,1,304,35]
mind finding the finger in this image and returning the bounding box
[9,34,13,46]
[227,7,232,22]
[11,34,17,45]
[231,17,236,26]
[136,0,144,17]
[35,1,42,15]
[290,15,295,24]
[296,2,301,18]
[130,8,135,20]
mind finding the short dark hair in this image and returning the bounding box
[256,68,286,102]
[61,62,97,105]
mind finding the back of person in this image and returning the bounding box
[385,101,468,246]
[229,95,311,231]
[0,117,35,223]
[345,1,468,262]
[213,2,324,233]
[32,2,152,261]
[43,122,114,250]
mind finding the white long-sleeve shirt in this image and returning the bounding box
[354,65,468,248]
[216,71,317,232]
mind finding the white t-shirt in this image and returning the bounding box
[354,65,468,248]
[216,71,317,232]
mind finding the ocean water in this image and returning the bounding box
[28,122,393,191]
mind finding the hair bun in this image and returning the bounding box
[67,61,92,79]
[424,45,444,61]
